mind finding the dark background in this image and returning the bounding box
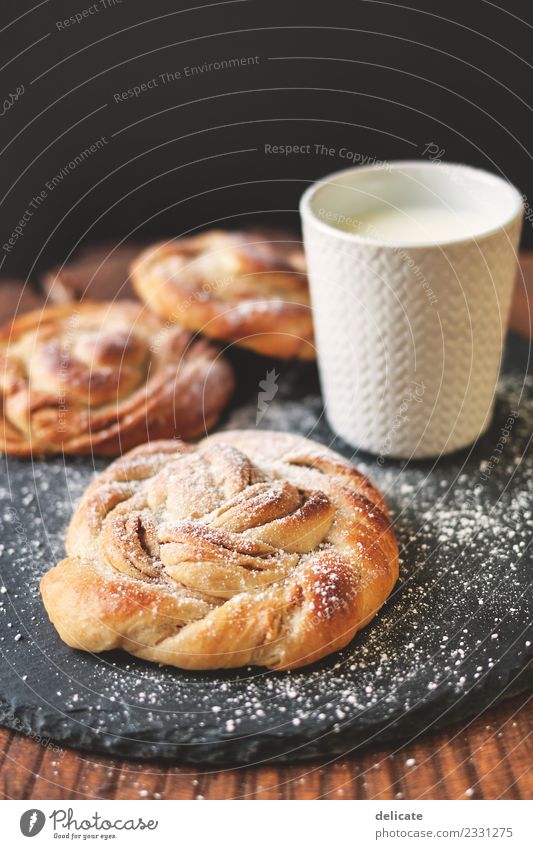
[1,0,532,279]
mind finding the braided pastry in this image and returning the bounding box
[0,301,234,457]
[40,431,398,670]
[130,229,315,360]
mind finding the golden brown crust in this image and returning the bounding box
[40,431,398,670]
[130,229,315,360]
[0,301,234,457]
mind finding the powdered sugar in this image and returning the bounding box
[0,368,531,760]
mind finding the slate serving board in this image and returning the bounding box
[0,335,532,764]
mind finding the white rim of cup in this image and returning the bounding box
[299,160,524,249]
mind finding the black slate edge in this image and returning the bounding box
[1,650,531,765]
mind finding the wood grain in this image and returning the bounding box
[0,247,532,801]
[41,243,141,304]
[1,694,531,800]
[0,280,46,324]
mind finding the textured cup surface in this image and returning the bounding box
[300,162,523,459]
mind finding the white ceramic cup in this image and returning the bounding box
[300,161,523,459]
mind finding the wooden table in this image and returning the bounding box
[1,694,532,800]
[1,253,532,801]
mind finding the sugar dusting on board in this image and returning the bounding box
[0,369,531,762]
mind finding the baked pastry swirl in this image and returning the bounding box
[0,301,234,457]
[40,431,398,670]
[130,229,315,360]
